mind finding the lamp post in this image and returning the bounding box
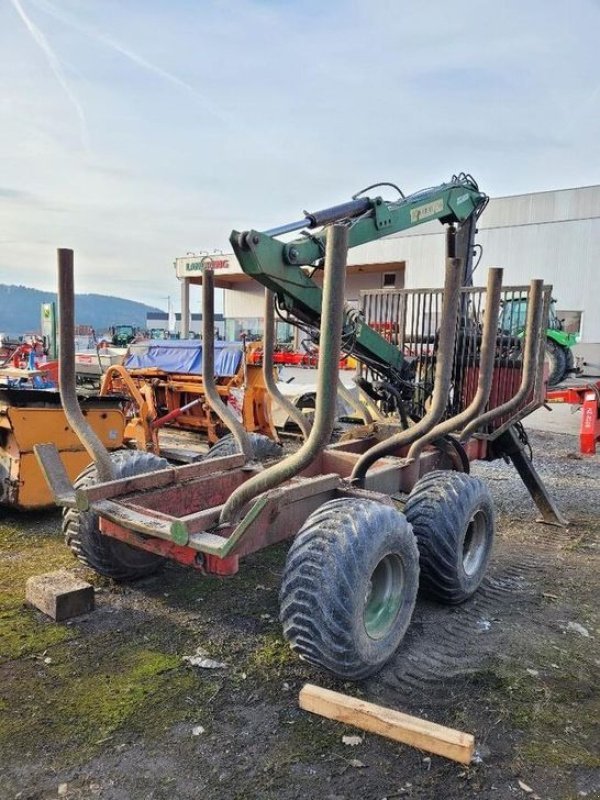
[163,295,176,336]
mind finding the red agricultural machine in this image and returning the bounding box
[37,176,564,679]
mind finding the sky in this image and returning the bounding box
[1,0,599,310]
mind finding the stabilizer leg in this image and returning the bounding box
[493,426,568,527]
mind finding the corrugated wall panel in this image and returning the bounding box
[481,185,600,228]
[223,284,264,318]
[477,219,599,342]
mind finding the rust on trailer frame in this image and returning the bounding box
[98,473,343,565]
[94,441,479,570]
[75,453,247,509]
[38,225,565,582]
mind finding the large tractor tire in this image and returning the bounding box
[203,432,283,462]
[545,340,567,386]
[405,470,495,604]
[63,450,169,581]
[280,498,420,680]
[564,346,575,376]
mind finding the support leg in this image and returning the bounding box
[493,426,569,527]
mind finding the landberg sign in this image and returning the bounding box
[175,253,238,279]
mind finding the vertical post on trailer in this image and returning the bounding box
[218,224,350,525]
[350,228,464,484]
[57,249,115,482]
[202,268,254,460]
[262,289,312,440]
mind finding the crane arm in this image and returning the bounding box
[229,174,487,381]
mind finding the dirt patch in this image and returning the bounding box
[0,431,598,800]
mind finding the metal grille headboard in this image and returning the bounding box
[359,284,551,437]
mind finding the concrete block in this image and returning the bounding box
[25,570,94,621]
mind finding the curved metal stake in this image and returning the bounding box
[262,289,312,440]
[219,224,350,525]
[350,253,464,485]
[57,249,115,482]
[202,268,253,460]
[407,267,504,461]
[460,279,545,441]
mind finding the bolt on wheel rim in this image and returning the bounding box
[462,510,487,576]
[364,554,404,640]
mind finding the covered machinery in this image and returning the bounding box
[99,338,276,452]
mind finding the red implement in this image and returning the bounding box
[546,381,600,455]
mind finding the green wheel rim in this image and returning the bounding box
[364,553,404,640]
[462,510,487,576]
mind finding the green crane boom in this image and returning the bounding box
[230,174,488,384]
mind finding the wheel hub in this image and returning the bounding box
[462,510,487,576]
[364,554,404,639]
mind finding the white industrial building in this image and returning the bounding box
[175,184,600,369]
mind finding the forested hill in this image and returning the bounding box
[0,284,162,336]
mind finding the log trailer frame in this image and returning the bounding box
[36,176,565,679]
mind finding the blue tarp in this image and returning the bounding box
[124,340,243,377]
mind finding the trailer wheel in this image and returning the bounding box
[405,470,495,604]
[545,340,567,386]
[203,432,283,462]
[63,450,169,581]
[280,498,419,680]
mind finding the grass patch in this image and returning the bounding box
[0,637,213,768]
[473,642,600,770]
[0,521,74,661]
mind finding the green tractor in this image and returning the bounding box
[110,324,138,347]
[499,297,579,386]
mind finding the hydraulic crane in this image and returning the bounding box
[230,173,488,393]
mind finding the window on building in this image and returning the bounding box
[276,321,294,345]
[225,318,263,342]
[554,310,582,336]
[382,272,397,288]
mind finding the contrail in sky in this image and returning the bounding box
[9,0,91,152]
[30,0,231,124]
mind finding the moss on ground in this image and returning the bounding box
[248,632,296,673]
[0,521,74,661]
[0,633,218,769]
[0,514,299,777]
[0,521,224,770]
[473,636,600,771]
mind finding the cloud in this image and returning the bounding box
[30,0,232,124]
[1,0,598,305]
[8,0,90,151]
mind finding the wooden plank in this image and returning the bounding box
[298,684,475,765]
[26,570,94,621]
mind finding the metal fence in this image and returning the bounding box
[359,283,551,437]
